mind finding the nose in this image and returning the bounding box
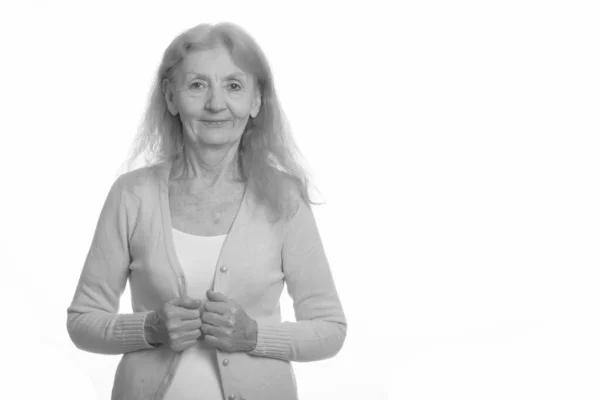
[205,87,227,112]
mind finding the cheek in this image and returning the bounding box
[176,94,205,117]
[229,99,255,120]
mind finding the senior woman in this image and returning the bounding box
[66,22,346,400]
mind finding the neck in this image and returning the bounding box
[172,142,242,189]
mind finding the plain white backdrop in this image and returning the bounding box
[1,0,599,399]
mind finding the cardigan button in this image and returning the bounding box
[222,359,229,366]
[228,395,236,400]
[220,265,228,273]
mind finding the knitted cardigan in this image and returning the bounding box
[66,159,347,400]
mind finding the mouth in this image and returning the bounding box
[201,120,231,127]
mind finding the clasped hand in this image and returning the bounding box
[147,290,257,353]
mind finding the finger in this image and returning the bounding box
[172,296,203,310]
[170,329,202,344]
[181,329,202,341]
[201,311,233,328]
[171,307,202,321]
[167,304,204,320]
[206,290,229,303]
[203,335,227,352]
[169,325,202,342]
[204,301,230,315]
[173,338,200,352]
[179,318,203,331]
[200,323,213,337]
[200,323,227,338]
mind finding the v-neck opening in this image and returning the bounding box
[172,228,228,239]
[157,157,248,297]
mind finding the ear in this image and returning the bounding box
[162,79,179,116]
[250,90,261,119]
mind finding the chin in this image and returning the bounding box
[196,132,239,147]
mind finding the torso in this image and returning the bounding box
[168,179,245,237]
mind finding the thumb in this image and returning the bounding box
[173,296,202,309]
[206,290,228,303]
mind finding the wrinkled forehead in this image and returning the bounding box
[181,46,243,74]
[175,44,257,85]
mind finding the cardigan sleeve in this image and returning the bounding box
[66,175,156,355]
[248,198,347,362]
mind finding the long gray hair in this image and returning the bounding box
[121,22,314,221]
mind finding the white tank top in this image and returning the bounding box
[163,229,227,400]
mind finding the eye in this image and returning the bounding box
[228,82,242,91]
[190,81,206,90]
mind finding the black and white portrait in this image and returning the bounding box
[2,1,599,399]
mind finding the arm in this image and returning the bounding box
[248,199,347,362]
[66,176,156,355]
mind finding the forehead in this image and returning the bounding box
[180,47,248,78]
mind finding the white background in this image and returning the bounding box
[1,1,599,399]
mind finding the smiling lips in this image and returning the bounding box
[202,120,230,127]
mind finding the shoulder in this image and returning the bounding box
[271,167,309,219]
[272,168,314,226]
[114,162,166,201]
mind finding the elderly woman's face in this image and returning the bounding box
[165,46,261,148]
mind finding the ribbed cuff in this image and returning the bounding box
[115,311,156,353]
[248,322,292,360]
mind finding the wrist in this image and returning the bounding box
[144,311,162,347]
[246,319,258,352]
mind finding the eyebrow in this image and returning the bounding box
[184,72,247,81]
